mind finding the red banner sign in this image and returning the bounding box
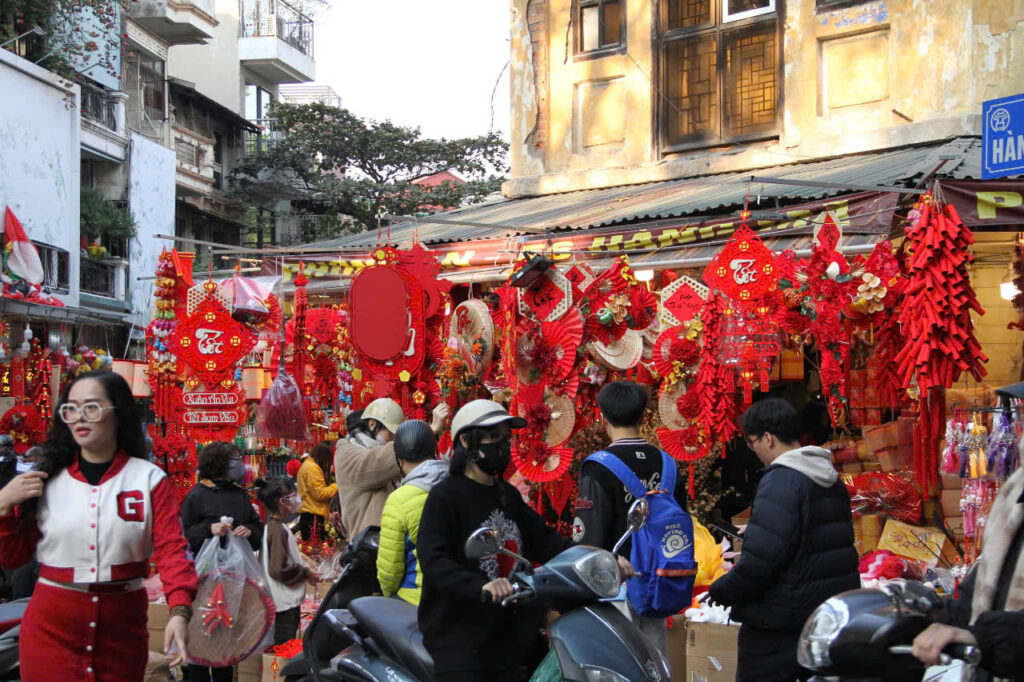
[182,392,241,407]
[938,180,1024,226]
[262,192,899,281]
[183,410,242,425]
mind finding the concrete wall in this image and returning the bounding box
[128,134,176,325]
[507,0,1024,197]
[169,0,245,113]
[962,234,1024,389]
[0,50,81,307]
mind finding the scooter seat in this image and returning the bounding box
[348,596,435,681]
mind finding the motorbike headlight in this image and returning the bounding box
[572,550,621,599]
[797,598,849,671]
[580,666,629,682]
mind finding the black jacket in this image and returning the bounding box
[417,474,572,676]
[574,439,688,554]
[708,456,859,633]
[941,522,1024,681]
[179,480,263,556]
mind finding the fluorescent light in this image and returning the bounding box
[1001,261,1019,301]
[634,269,655,282]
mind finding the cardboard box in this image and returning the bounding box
[864,422,900,454]
[862,461,882,472]
[941,490,962,517]
[840,462,863,474]
[237,652,263,682]
[667,616,687,680]
[686,621,738,682]
[262,653,294,682]
[876,446,913,472]
[941,472,963,490]
[944,516,963,536]
[147,602,169,653]
[853,514,884,554]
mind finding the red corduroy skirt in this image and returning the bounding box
[20,582,148,681]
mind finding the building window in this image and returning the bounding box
[660,0,779,149]
[33,242,69,291]
[576,0,624,55]
[815,0,867,9]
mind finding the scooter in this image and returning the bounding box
[798,579,980,682]
[278,526,382,682]
[326,498,672,681]
[0,598,28,680]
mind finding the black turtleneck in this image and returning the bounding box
[77,454,113,486]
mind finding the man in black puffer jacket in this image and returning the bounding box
[709,398,859,682]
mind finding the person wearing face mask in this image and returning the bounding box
[255,477,318,645]
[334,398,449,539]
[179,442,263,682]
[416,400,573,682]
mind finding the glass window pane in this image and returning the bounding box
[602,0,622,47]
[667,0,712,31]
[581,5,600,51]
[664,33,718,145]
[245,85,258,120]
[722,22,777,138]
[724,0,773,21]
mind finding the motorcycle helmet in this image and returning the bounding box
[361,398,405,434]
[393,420,437,462]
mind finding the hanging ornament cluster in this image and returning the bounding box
[348,245,450,420]
[896,194,987,492]
[147,250,184,422]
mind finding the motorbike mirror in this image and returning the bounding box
[465,527,500,560]
[612,497,649,556]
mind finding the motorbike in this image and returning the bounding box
[798,579,981,682]
[0,598,28,681]
[278,526,382,682]
[325,498,672,681]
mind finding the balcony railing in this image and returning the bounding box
[244,117,285,156]
[81,258,118,298]
[81,83,119,132]
[241,0,314,57]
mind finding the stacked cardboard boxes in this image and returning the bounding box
[686,622,739,682]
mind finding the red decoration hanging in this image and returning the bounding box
[703,224,778,303]
[692,295,739,458]
[895,194,987,492]
[167,288,256,390]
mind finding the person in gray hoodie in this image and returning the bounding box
[376,419,449,605]
[709,398,860,682]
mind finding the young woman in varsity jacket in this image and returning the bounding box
[0,371,198,681]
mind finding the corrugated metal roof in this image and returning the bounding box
[308,137,979,250]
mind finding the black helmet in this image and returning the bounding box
[393,419,437,462]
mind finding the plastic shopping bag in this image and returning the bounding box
[188,535,275,667]
[255,369,312,441]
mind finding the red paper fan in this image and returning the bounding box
[657,426,705,497]
[627,286,658,330]
[513,443,574,482]
[652,326,700,378]
[540,311,583,382]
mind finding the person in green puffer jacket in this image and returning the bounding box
[377,419,448,605]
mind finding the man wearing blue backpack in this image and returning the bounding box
[573,381,696,658]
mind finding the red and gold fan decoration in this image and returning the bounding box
[516,311,583,386]
[652,325,701,385]
[513,384,575,482]
[660,276,709,328]
[580,258,636,346]
[588,329,643,372]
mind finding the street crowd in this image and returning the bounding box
[0,371,1023,681]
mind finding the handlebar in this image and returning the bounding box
[480,583,535,607]
[888,644,982,667]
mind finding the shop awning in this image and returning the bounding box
[301,137,977,251]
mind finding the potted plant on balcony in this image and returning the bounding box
[80,187,136,259]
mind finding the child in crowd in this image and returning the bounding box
[255,477,317,645]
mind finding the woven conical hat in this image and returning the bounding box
[588,329,643,371]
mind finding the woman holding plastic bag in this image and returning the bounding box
[180,442,263,682]
[0,370,198,681]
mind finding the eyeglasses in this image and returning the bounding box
[744,433,764,448]
[59,402,115,424]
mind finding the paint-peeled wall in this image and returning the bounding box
[128,133,176,325]
[0,50,81,307]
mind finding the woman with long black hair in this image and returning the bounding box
[0,370,198,681]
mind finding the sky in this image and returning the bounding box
[312,1,512,144]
